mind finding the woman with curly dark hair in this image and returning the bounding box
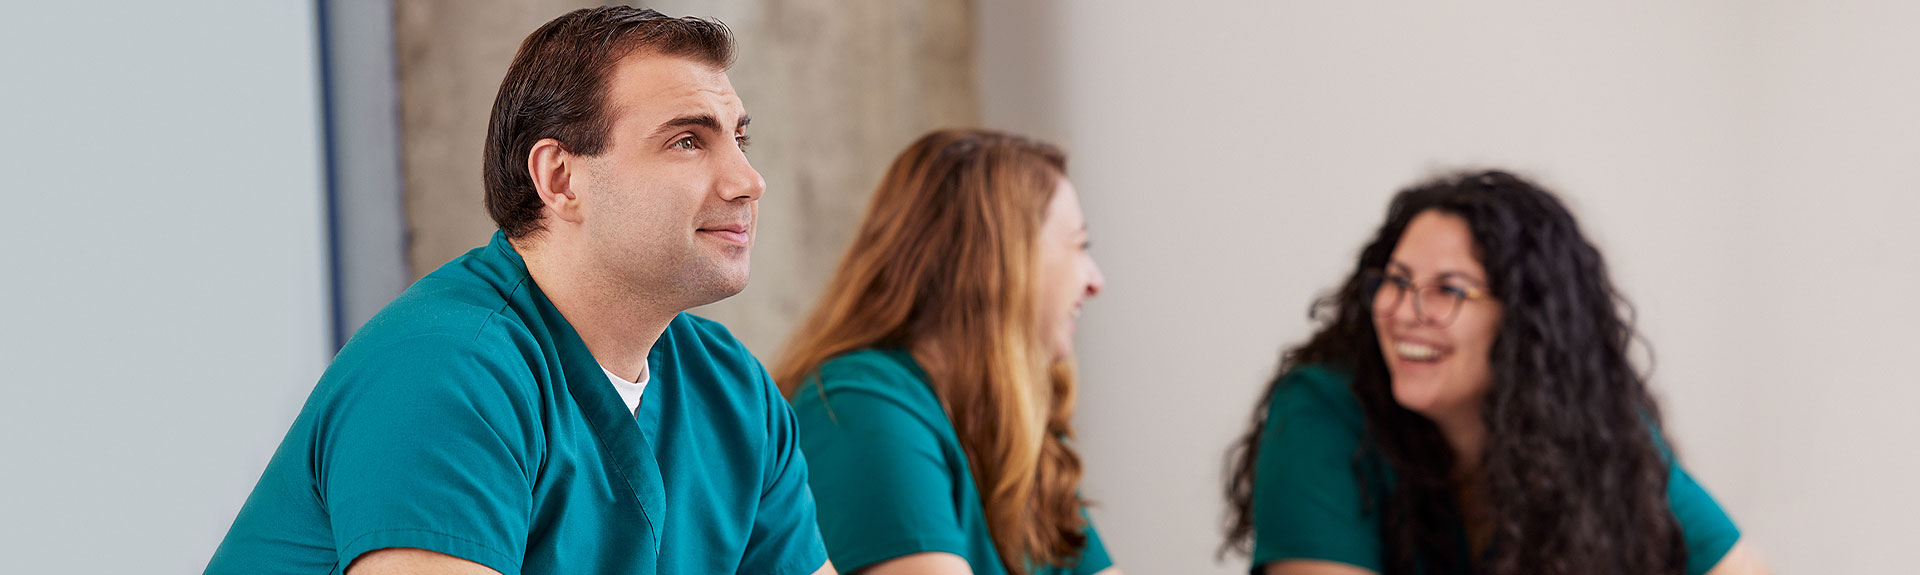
[1222,170,1767,575]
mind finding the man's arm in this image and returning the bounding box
[346,548,503,575]
[860,552,970,575]
[315,336,539,575]
[853,554,1119,575]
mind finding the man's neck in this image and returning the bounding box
[516,239,678,382]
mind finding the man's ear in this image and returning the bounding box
[528,137,586,226]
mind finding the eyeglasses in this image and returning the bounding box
[1361,269,1493,327]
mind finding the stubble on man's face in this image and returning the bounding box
[578,54,762,311]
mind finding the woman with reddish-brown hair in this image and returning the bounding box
[775,129,1118,575]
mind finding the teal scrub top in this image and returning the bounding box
[206,232,828,575]
[1249,365,1741,575]
[790,349,1114,575]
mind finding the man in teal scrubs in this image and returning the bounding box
[206,7,832,575]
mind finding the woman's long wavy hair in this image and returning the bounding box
[1222,170,1686,575]
[774,129,1088,574]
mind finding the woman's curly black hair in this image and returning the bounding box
[1222,170,1687,574]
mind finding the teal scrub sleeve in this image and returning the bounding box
[1069,514,1114,575]
[313,334,541,575]
[1249,367,1383,573]
[738,362,832,575]
[795,385,971,573]
[1670,460,1741,575]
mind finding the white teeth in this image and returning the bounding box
[1395,341,1441,361]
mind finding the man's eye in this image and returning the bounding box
[673,137,698,150]
[736,135,751,150]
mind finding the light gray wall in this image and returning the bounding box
[979,1,1918,574]
[0,1,330,573]
[1735,2,1920,567]
[326,0,411,341]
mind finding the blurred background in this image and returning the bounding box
[3,1,1915,573]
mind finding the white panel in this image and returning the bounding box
[0,1,329,573]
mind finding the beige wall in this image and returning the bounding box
[978,1,1919,573]
[395,0,606,279]
[397,1,976,355]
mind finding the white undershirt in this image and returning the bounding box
[601,364,650,416]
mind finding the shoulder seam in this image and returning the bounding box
[472,276,532,344]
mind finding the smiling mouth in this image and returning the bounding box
[1393,341,1444,362]
[697,226,750,246]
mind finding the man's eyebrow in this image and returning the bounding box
[646,114,752,141]
[647,114,722,140]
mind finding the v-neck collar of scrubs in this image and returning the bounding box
[490,233,670,549]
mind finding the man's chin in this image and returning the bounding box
[681,267,750,309]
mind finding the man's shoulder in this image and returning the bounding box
[364,252,534,337]
[318,266,546,406]
[353,241,546,346]
[340,295,535,365]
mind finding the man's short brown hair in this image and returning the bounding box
[482,7,735,238]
